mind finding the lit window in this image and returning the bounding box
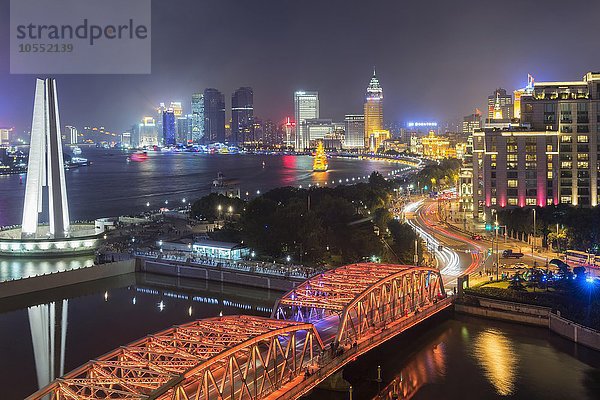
[508,180,518,188]
[508,198,518,206]
[526,198,536,205]
[547,171,553,179]
[577,161,589,169]
[491,198,497,205]
[577,135,589,143]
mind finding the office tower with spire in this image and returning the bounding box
[364,69,384,148]
[364,69,389,151]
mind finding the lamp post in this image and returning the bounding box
[532,208,536,259]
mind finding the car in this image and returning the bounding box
[471,234,483,240]
[511,262,528,269]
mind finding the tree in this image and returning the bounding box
[508,273,526,291]
[190,193,245,222]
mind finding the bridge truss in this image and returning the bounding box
[273,263,445,345]
[27,315,324,400]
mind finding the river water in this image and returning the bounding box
[1,273,599,400]
[0,148,400,226]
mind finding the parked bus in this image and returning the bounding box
[564,250,600,268]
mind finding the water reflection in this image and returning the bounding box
[472,328,518,396]
[8,273,278,398]
[0,255,95,281]
[375,335,447,399]
[28,300,68,390]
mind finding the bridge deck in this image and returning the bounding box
[267,296,454,399]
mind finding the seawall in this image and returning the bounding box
[456,295,600,352]
[0,259,137,299]
[139,259,303,291]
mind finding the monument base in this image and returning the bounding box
[0,224,102,257]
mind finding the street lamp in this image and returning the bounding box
[532,208,536,259]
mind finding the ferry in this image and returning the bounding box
[312,140,328,172]
[72,146,82,155]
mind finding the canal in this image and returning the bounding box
[1,273,599,399]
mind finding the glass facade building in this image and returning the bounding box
[231,87,254,145]
[294,91,319,150]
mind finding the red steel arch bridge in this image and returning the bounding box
[27,263,451,400]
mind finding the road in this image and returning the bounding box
[403,199,486,287]
[402,198,562,286]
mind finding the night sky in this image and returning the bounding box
[1,0,599,134]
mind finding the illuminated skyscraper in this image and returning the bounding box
[344,114,365,149]
[191,93,204,143]
[364,69,384,149]
[162,109,176,146]
[204,88,226,143]
[520,71,600,207]
[138,117,158,147]
[294,91,319,150]
[232,87,254,145]
[22,78,70,239]
[169,101,183,118]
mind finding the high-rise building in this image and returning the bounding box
[294,91,319,150]
[462,112,481,135]
[519,71,600,207]
[169,102,183,118]
[176,116,190,144]
[302,119,332,146]
[473,127,560,211]
[232,87,254,145]
[368,130,390,152]
[344,114,365,149]
[162,109,176,146]
[204,89,226,143]
[138,117,158,147]
[487,88,513,122]
[156,103,166,140]
[0,127,13,145]
[191,93,204,143]
[121,131,131,147]
[284,117,295,148]
[513,74,535,120]
[22,78,70,239]
[364,69,384,149]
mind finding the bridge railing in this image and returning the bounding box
[270,296,454,400]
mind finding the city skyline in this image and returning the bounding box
[1,0,599,134]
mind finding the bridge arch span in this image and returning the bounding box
[273,263,445,344]
[27,315,324,400]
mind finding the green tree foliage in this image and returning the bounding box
[190,193,245,222]
[415,158,462,191]
[387,219,420,264]
[498,205,600,252]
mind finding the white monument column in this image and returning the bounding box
[21,78,70,238]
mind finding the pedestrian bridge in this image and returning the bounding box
[27,263,450,400]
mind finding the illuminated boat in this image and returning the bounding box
[313,140,328,172]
